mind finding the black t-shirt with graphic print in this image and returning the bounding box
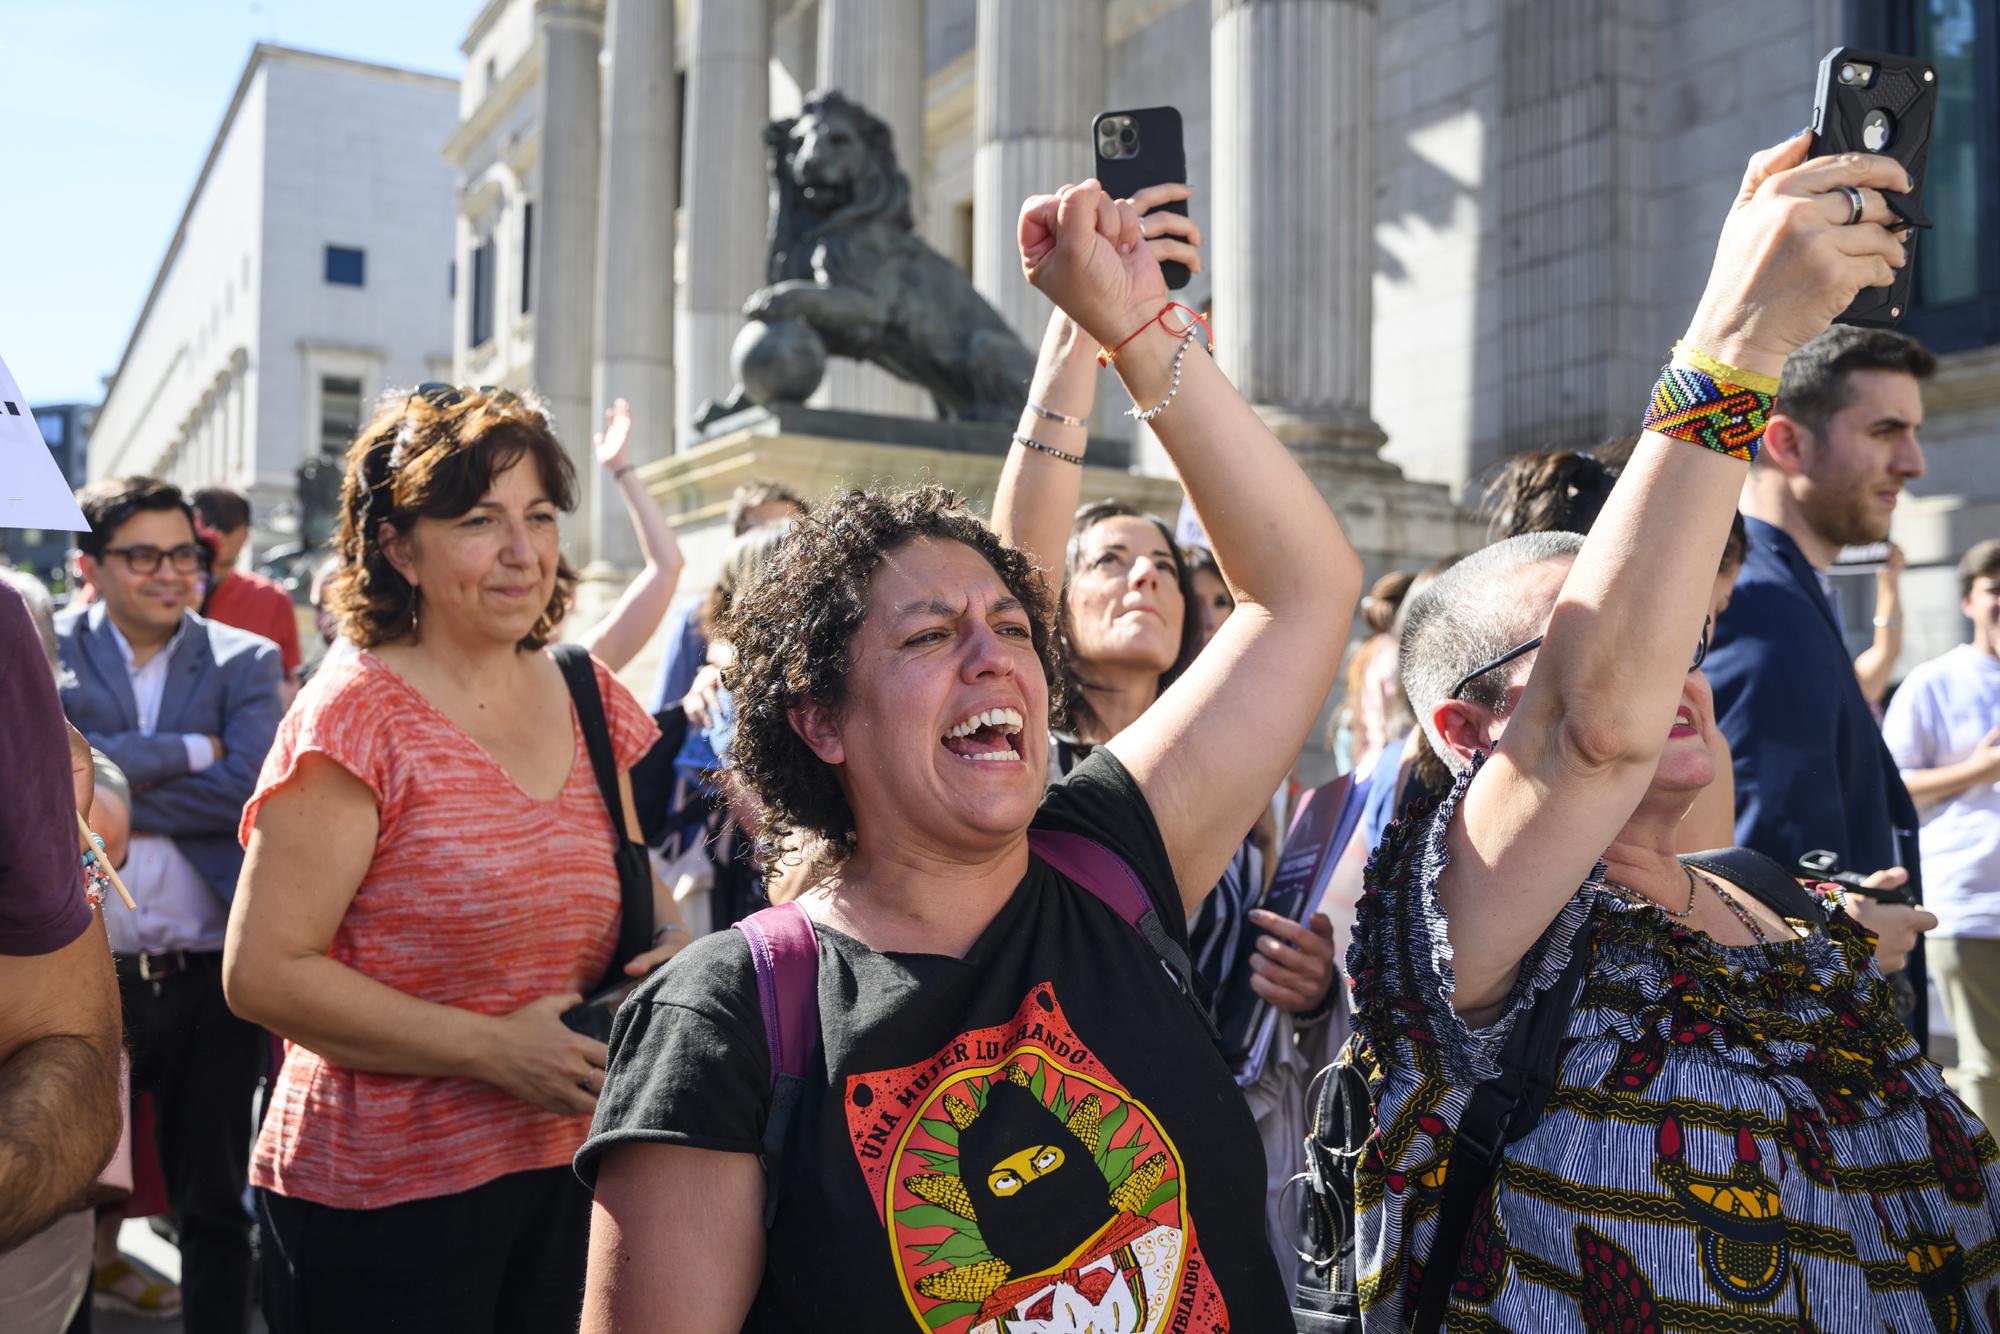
[578,749,1286,1332]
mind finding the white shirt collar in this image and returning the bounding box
[105,612,191,673]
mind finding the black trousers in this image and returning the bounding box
[116,954,263,1334]
[257,1165,593,1333]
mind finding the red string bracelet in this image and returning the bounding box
[1098,302,1215,367]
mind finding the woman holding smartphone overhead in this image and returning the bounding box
[1338,134,1998,1330]
[575,180,1363,1330]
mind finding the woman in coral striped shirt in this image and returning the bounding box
[224,387,677,1333]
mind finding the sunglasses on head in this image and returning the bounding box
[407,382,521,409]
[1447,615,1711,702]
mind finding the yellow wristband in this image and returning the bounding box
[1671,341,1781,397]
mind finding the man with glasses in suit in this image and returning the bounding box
[58,476,283,1334]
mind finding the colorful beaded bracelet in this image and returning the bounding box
[1641,352,1775,463]
[82,832,112,909]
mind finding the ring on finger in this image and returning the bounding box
[1838,184,1866,226]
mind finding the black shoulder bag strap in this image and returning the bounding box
[1406,916,1595,1333]
[1679,846,1830,926]
[552,644,654,990]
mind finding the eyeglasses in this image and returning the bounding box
[408,382,521,409]
[1447,615,1711,702]
[100,544,203,575]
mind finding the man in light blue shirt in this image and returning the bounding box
[58,477,281,1334]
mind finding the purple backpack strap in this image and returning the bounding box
[732,902,820,1226]
[733,902,821,1087]
[1028,829,1214,1037]
[1028,829,1152,926]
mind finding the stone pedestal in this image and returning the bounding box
[590,0,678,576]
[815,0,932,419]
[602,419,1180,693]
[532,0,605,564]
[973,0,1105,345]
[681,0,770,442]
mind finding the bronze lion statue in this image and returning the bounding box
[699,90,1036,424]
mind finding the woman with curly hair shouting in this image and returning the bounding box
[574,181,1362,1331]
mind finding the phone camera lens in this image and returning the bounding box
[1840,63,1858,83]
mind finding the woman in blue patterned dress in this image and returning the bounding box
[1345,133,1999,1329]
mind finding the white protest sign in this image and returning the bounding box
[0,353,88,532]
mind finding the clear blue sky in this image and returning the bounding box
[0,0,473,406]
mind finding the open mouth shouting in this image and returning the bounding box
[942,707,1026,764]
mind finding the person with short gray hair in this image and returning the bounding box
[1338,131,1991,1329]
[1397,530,1584,772]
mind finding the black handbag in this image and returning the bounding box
[552,644,654,1041]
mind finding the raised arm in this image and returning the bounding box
[1019,181,1360,907]
[1440,135,1911,1015]
[225,753,608,1117]
[989,310,1097,582]
[991,184,1199,586]
[578,399,686,673]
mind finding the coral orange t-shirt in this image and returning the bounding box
[240,651,658,1209]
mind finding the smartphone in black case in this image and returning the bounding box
[1810,47,1938,327]
[1092,106,1190,290]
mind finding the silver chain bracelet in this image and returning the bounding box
[1125,326,1204,422]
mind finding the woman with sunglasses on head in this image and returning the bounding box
[1340,136,1994,1329]
[222,386,688,1333]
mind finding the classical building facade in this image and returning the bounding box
[451,0,1999,671]
[89,46,459,557]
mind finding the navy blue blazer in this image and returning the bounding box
[57,602,284,907]
[1706,516,1919,879]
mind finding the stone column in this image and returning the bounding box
[530,0,604,564]
[589,0,678,573]
[681,0,770,438]
[815,0,930,417]
[1211,0,1385,484]
[973,0,1104,345]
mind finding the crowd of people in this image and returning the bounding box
[2,126,1998,1334]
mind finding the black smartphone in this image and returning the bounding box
[1092,106,1190,290]
[560,978,640,1042]
[1810,47,1939,328]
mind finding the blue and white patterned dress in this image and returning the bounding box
[1345,757,2000,1331]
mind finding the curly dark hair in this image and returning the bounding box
[1058,500,1201,742]
[718,485,1062,872]
[328,387,578,650]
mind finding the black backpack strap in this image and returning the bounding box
[552,644,654,987]
[1406,915,1595,1333]
[1680,846,1829,925]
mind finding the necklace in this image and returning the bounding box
[1689,866,1773,945]
[1603,864,1701,918]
